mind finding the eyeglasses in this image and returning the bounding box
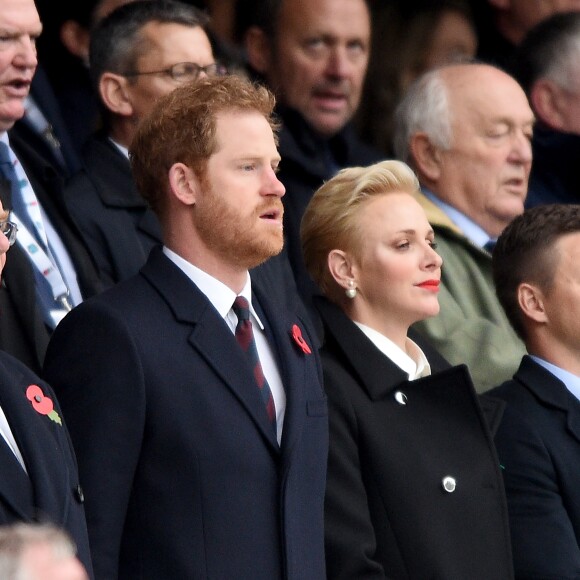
[0,220,17,246]
[123,62,227,83]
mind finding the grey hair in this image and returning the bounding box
[514,12,580,95]
[392,68,453,165]
[0,523,78,580]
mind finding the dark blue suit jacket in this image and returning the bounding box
[0,351,92,576]
[43,248,328,579]
[491,356,580,579]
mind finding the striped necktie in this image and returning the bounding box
[232,296,276,433]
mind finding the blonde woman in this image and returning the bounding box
[301,160,513,579]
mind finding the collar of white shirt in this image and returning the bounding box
[354,321,431,380]
[162,246,264,331]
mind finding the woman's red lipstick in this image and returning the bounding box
[416,279,440,292]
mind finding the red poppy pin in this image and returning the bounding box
[26,385,62,425]
[291,324,312,355]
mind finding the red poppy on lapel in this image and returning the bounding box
[291,324,312,355]
[26,385,62,425]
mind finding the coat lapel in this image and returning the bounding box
[141,249,281,453]
[516,355,580,444]
[315,296,409,399]
[0,356,69,524]
[253,281,317,459]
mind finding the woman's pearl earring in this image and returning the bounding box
[345,280,357,299]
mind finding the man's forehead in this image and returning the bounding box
[212,110,277,151]
[0,0,41,29]
[278,0,370,35]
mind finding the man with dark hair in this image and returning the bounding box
[44,75,328,579]
[63,0,217,285]
[491,203,580,577]
[237,0,381,307]
[510,12,580,207]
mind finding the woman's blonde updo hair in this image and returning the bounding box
[300,159,421,300]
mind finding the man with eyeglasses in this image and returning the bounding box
[63,0,223,286]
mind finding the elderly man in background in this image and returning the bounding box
[393,63,533,392]
[0,0,100,374]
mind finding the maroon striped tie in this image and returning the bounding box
[232,296,277,432]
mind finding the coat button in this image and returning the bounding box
[394,391,407,405]
[442,476,456,493]
[74,484,85,503]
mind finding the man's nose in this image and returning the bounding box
[263,167,286,198]
[325,46,352,78]
[14,36,37,69]
[510,131,532,164]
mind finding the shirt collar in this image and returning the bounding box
[162,246,264,329]
[529,355,580,403]
[354,322,431,380]
[109,138,129,159]
[422,188,495,249]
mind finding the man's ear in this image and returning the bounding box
[530,79,565,131]
[409,132,443,182]
[518,282,548,325]
[327,249,356,291]
[60,20,90,61]
[99,73,133,117]
[168,163,199,207]
[244,26,272,75]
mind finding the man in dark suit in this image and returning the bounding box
[0,203,92,577]
[43,75,328,579]
[0,0,101,374]
[491,203,580,578]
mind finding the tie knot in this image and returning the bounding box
[233,296,250,321]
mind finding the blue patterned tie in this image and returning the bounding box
[0,142,39,242]
[0,141,66,327]
[232,296,277,434]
